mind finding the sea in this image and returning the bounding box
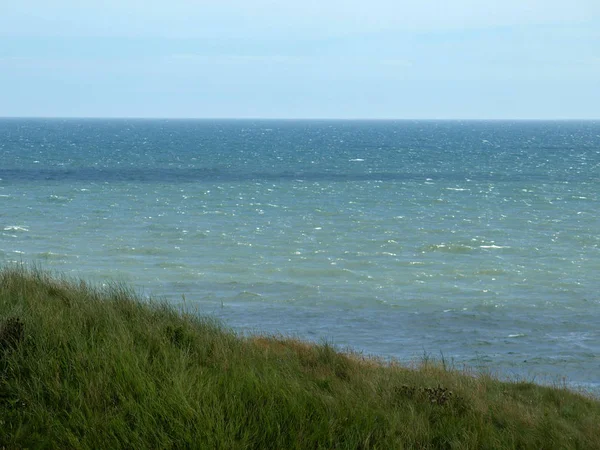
[1,119,599,393]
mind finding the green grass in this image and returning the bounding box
[1,265,599,449]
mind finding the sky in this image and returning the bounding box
[1,1,599,119]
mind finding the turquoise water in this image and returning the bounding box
[1,119,599,392]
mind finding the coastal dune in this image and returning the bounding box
[1,265,599,448]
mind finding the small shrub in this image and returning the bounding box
[165,324,191,349]
[0,317,24,351]
[393,384,454,406]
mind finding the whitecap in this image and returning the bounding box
[422,243,474,254]
[4,226,29,232]
[480,245,509,249]
[349,158,365,162]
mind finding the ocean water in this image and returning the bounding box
[1,119,599,392]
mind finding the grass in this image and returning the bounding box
[1,265,599,449]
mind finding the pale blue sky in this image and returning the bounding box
[1,1,599,119]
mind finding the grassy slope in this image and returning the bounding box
[1,266,599,449]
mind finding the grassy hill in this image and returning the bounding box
[1,265,599,449]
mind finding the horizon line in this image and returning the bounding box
[1,116,599,122]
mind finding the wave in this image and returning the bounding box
[3,226,29,232]
[46,195,71,203]
[109,246,172,256]
[36,251,72,260]
[1,167,596,184]
[419,243,475,254]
